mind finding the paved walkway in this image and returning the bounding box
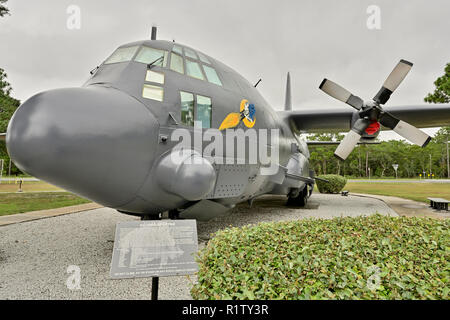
[351,193,449,219]
[0,203,103,226]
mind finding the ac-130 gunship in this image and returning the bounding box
[5,28,450,220]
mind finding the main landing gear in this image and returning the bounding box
[287,185,311,207]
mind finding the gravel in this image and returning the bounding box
[0,193,396,300]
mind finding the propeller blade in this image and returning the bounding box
[374,59,413,104]
[319,79,363,110]
[379,112,431,147]
[334,118,371,160]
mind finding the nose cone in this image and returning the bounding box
[6,86,159,207]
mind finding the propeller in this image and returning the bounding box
[319,59,431,161]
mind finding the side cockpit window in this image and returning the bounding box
[180,91,212,128]
[197,95,212,128]
[180,92,195,126]
[104,46,139,64]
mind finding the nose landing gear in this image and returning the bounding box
[141,213,162,221]
[168,209,181,220]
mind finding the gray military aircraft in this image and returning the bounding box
[4,28,450,220]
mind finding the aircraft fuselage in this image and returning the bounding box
[6,39,311,219]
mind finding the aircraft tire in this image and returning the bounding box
[141,213,162,220]
[287,185,309,207]
[168,209,181,220]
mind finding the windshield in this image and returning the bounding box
[134,46,168,67]
[104,46,139,64]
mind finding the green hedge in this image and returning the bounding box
[316,174,347,194]
[191,215,449,299]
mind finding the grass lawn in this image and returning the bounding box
[0,192,91,216]
[343,182,450,203]
[0,181,63,192]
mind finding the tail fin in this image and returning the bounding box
[284,72,292,111]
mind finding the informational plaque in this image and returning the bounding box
[110,220,198,279]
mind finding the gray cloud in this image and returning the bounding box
[0,0,448,140]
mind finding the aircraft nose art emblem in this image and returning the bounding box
[219,99,256,130]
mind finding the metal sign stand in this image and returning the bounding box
[151,277,159,300]
[392,164,399,179]
[141,213,162,300]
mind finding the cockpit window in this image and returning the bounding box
[172,45,183,55]
[135,46,168,67]
[170,53,184,74]
[104,46,139,64]
[198,52,211,64]
[145,70,165,84]
[142,84,164,102]
[180,91,195,126]
[184,48,198,60]
[197,95,212,128]
[203,65,222,86]
[186,60,205,80]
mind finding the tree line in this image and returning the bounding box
[307,128,450,179]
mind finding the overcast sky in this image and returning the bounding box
[1,0,449,140]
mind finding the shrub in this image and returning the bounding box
[316,174,347,193]
[191,215,449,300]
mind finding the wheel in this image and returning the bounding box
[168,209,180,220]
[287,186,309,207]
[141,213,161,220]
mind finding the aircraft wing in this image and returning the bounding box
[278,104,450,133]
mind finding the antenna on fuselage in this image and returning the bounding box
[151,26,157,40]
[284,72,292,111]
